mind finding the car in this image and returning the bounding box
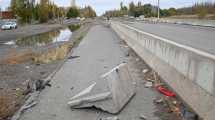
[1,22,17,30]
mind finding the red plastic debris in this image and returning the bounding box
[156,86,176,97]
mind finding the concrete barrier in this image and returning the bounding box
[144,18,215,28]
[111,21,215,120]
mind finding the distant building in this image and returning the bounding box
[0,11,14,19]
[71,0,76,7]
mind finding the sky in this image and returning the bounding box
[0,0,215,15]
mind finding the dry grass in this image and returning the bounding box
[0,49,34,65]
[33,43,72,64]
[0,90,24,119]
[0,43,72,65]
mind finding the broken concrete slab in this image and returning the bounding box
[68,63,136,114]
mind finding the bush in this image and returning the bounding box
[67,7,80,18]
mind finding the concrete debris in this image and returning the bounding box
[142,69,149,74]
[100,116,119,120]
[139,115,147,120]
[120,44,129,48]
[15,88,21,91]
[144,81,153,88]
[135,58,140,62]
[154,98,164,104]
[25,66,30,69]
[68,63,136,114]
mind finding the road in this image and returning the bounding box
[19,24,163,120]
[125,21,215,55]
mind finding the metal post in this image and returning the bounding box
[158,0,160,19]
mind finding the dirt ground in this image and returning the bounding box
[0,21,92,120]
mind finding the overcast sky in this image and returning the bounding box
[0,0,214,15]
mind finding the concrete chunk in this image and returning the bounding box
[68,63,136,113]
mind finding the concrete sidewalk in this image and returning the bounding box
[20,24,160,120]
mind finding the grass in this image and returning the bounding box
[33,43,72,64]
[0,90,24,119]
[0,43,72,64]
[68,24,81,32]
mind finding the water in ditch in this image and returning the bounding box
[4,28,72,47]
[0,24,81,64]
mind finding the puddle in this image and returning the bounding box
[4,28,72,46]
[0,25,82,64]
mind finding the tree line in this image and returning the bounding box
[10,0,65,23]
[10,0,97,23]
[104,1,215,19]
[66,6,97,18]
[104,1,163,18]
[177,2,215,19]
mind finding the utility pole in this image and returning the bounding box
[157,0,160,19]
[0,8,2,19]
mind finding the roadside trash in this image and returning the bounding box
[173,101,177,105]
[68,56,80,60]
[180,105,198,120]
[154,97,164,104]
[25,66,30,69]
[35,79,51,91]
[139,115,147,120]
[156,86,175,97]
[144,81,153,88]
[142,69,149,74]
[100,116,119,120]
[70,87,74,90]
[68,63,136,114]
[15,88,21,91]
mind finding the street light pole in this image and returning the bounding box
[158,0,160,19]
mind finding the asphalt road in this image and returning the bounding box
[125,21,215,55]
[19,24,161,120]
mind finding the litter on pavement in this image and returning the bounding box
[144,81,153,88]
[156,85,176,97]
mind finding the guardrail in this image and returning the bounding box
[111,21,215,120]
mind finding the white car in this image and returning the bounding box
[1,22,17,30]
